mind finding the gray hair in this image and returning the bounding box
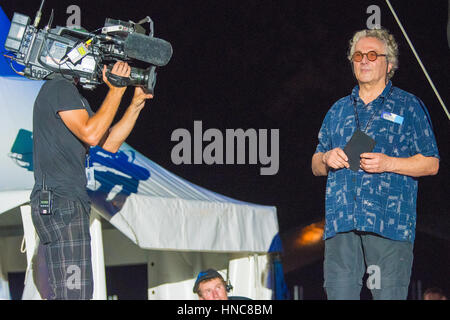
[347,28,399,80]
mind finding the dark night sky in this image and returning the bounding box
[2,0,449,298]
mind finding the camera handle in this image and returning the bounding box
[105,70,129,87]
[104,64,156,94]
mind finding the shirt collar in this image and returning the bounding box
[350,80,393,103]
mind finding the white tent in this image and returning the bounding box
[0,8,283,300]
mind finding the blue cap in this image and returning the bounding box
[193,269,224,293]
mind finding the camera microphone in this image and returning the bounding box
[124,33,173,67]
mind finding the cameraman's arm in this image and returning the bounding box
[59,62,130,146]
[100,87,153,153]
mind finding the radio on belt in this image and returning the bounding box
[39,175,52,215]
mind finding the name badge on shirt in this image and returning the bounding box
[381,111,404,125]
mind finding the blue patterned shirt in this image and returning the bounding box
[315,81,439,243]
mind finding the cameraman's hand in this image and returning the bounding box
[102,61,131,91]
[130,87,153,112]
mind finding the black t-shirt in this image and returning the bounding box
[31,76,94,203]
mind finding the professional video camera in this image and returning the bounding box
[3,1,173,94]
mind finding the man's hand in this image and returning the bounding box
[100,86,153,153]
[322,148,350,170]
[102,61,131,91]
[130,87,153,112]
[360,153,393,173]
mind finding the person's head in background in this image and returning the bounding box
[193,269,230,300]
[423,287,447,300]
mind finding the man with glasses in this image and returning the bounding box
[311,29,440,300]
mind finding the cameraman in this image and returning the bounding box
[30,61,152,300]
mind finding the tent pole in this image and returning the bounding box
[90,211,107,300]
[20,204,42,299]
[0,239,11,299]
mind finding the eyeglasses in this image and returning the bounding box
[352,51,387,62]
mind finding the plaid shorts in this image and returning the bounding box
[31,192,93,300]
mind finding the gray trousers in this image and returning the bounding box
[323,231,414,300]
[31,192,93,300]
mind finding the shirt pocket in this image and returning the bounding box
[373,119,405,157]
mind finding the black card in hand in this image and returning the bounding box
[343,129,376,172]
